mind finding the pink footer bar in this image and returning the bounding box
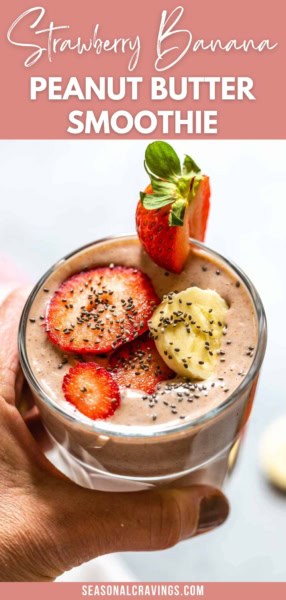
[0,583,286,600]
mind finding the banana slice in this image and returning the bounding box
[149,286,228,380]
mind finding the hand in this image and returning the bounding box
[0,289,229,582]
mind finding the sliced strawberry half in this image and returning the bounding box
[46,266,159,354]
[109,334,174,394]
[136,190,190,274]
[188,175,210,242]
[62,362,120,420]
[136,141,211,274]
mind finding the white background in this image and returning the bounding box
[0,140,285,581]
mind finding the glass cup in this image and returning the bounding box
[18,236,267,491]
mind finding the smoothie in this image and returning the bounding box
[26,237,257,428]
[20,236,264,489]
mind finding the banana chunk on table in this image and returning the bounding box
[260,416,286,491]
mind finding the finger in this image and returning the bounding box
[15,368,25,405]
[18,380,37,415]
[45,481,229,573]
[15,380,52,451]
[24,408,52,452]
[0,288,30,404]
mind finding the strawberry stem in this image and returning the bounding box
[140,141,203,226]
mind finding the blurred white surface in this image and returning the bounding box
[0,140,285,581]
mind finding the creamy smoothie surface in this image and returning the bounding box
[25,237,257,429]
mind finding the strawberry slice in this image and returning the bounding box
[46,266,159,354]
[109,334,174,394]
[62,362,120,420]
[136,141,210,274]
[188,175,210,242]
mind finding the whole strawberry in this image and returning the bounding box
[136,141,210,273]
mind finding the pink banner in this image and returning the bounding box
[1,582,286,599]
[0,0,285,139]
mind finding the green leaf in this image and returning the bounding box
[151,178,178,198]
[169,199,187,226]
[145,141,181,181]
[140,143,203,225]
[182,154,201,176]
[140,193,173,210]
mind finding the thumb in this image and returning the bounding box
[48,481,229,573]
[0,287,30,405]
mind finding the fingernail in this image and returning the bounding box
[197,492,229,533]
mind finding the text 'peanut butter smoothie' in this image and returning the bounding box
[25,142,257,432]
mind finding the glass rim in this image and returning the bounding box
[18,235,267,440]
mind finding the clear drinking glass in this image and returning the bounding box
[18,236,267,491]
